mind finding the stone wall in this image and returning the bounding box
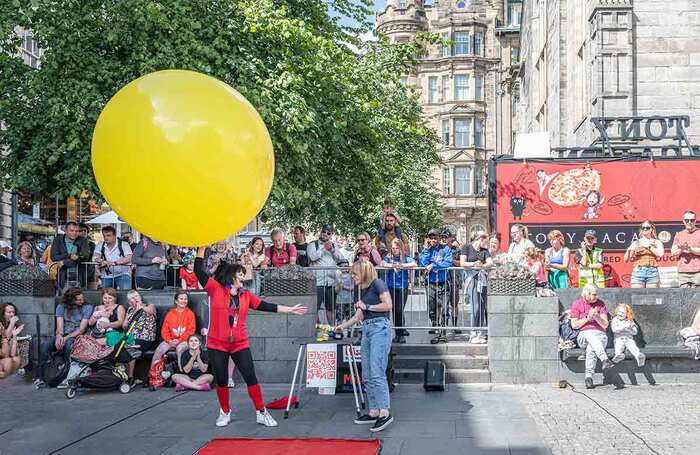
[9,290,315,383]
[488,295,560,383]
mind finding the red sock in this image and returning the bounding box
[247,384,264,411]
[216,386,230,414]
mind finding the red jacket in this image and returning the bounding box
[204,277,261,353]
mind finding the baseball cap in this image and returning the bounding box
[427,228,440,236]
[321,224,334,233]
[584,229,597,238]
[0,240,12,250]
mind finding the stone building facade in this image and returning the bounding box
[376,0,521,241]
[517,0,700,150]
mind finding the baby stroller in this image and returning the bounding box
[65,311,143,399]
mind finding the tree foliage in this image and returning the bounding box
[0,0,443,236]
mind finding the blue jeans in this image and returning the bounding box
[101,274,132,290]
[465,277,487,336]
[361,317,391,411]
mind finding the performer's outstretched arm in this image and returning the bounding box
[195,246,209,288]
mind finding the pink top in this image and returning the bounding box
[528,259,546,284]
[673,229,700,273]
[570,298,608,332]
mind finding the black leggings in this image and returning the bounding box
[390,287,410,333]
[208,347,258,388]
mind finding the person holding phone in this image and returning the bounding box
[0,303,25,378]
[672,210,700,288]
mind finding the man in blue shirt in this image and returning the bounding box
[419,228,453,344]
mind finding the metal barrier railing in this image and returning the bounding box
[48,262,489,336]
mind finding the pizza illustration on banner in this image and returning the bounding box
[547,167,602,207]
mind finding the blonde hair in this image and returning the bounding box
[547,230,565,244]
[639,220,657,239]
[614,303,634,321]
[351,259,377,289]
[390,237,404,252]
[525,247,539,260]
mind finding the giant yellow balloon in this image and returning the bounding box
[91,70,274,246]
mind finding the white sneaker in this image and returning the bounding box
[215,409,231,427]
[636,353,646,367]
[256,408,278,427]
[612,353,625,363]
[56,380,69,389]
[228,378,235,388]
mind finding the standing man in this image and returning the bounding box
[50,221,92,288]
[576,229,605,288]
[93,226,133,290]
[354,232,383,266]
[419,228,453,344]
[374,212,409,255]
[292,226,309,267]
[0,240,16,272]
[307,224,343,325]
[132,236,167,290]
[672,210,700,288]
[265,229,297,267]
[79,223,97,288]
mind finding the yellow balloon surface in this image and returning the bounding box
[92,70,274,246]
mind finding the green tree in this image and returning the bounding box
[0,0,442,236]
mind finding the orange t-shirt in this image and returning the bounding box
[161,308,196,343]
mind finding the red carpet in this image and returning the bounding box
[197,438,381,454]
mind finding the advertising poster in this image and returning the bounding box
[491,158,700,286]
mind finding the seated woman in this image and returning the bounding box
[88,288,126,345]
[569,284,614,389]
[0,303,25,378]
[150,290,196,366]
[122,290,157,385]
[171,334,213,391]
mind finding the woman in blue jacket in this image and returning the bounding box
[382,238,416,343]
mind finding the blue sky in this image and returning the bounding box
[335,0,387,30]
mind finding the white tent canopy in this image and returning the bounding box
[86,210,128,237]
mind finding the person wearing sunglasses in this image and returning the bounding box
[672,210,700,288]
[624,221,664,288]
[353,232,383,266]
[307,224,343,325]
[576,229,605,288]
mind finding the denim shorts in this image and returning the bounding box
[631,266,659,285]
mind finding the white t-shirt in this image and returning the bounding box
[507,239,535,265]
[93,241,133,278]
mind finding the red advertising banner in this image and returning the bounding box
[490,158,700,287]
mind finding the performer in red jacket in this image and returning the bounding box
[195,246,307,427]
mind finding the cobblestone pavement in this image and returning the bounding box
[517,383,700,455]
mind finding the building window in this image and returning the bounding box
[428,76,438,103]
[454,74,470,101]
[474,165,484,195]
[511,46,520,65]
[455,118,471,147]
[441,75,450,101]
[441,32,450,57]
[453,32,470,55]
[443,168,451,195]
[508,0,522,27]
[455,167,472,196]
[474,32,483,56]
[442,119,451,145]
[475,75,483,101]
[474,119,484,147]
[398,0,407,8]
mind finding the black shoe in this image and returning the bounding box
[430,335,441,344]
[585,377,594,389]
[428,329,437,335]
[370,414,394,432]
[354,414,378,425]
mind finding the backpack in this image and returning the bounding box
[42,351,69,387]
[148,355,170,389]
[77,364,127,390]
[559,312,579,344]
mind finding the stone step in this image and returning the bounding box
[391,343,487,356]
[393,368,491,384]
[393,354,489,370]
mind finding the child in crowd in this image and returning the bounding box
[171,334,213,391]
[611,303,645,366]
[179,255,201,290]
[526,247,547,286]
